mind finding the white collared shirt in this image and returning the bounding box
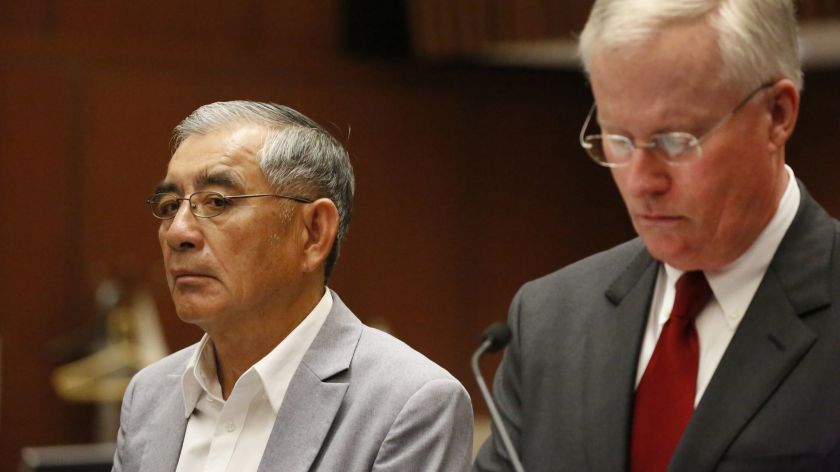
[175,290,333,472]
[636,166,799,405]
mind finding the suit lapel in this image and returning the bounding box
[142,373,188,470]
[584,246,659,472]
[256,369,349,472]
[670,183,832,472]
[258,291,362,472]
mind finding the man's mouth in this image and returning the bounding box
[634,213,685,225]
[170,269,214,282]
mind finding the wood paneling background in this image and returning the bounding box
[0,2,837,469]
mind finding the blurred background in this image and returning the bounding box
[0,0,838,469]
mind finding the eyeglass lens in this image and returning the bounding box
[149,192,230,219]
[586,133,700,165]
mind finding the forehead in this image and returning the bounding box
[162,125,270,193]
[589,20,736,131]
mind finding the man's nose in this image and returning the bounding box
[621,147,671,198]
[162,203,204,251]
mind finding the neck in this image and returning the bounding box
[209,283,325,399]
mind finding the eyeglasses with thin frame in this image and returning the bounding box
[146,191,314,220]
[579,81,775,168]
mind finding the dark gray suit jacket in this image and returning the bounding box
[113,292,473,471]
[474,183,840,471]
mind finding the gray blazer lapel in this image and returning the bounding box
[258,291,362,472]
[671,183,831,472]
[584,247,659,472]
[142,373,188,471]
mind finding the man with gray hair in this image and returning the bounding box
[113,102,473,471]
[475,1,840,471]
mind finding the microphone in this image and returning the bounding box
[471,322,525,472]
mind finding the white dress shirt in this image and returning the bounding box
[636,166,799,405]
[175,289,333,472]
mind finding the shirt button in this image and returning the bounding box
[225,422,235,432]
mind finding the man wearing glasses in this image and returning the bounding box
[475,1,840,471]
[113,102,473,471]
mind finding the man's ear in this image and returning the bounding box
[299,198,339,274]
[767,79,800,154]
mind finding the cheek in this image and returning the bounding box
[681,176,729,236]
[264,230,295,266]
[609,169,632,200]
[158,227,172,263]
[684,152,761,233]
[246,227,293,274]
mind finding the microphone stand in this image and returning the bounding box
[472,330,526,472]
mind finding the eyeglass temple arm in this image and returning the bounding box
[275,195,314,204]
[579,103,597,149]
[224,194,314,204]
[698,81,776,144]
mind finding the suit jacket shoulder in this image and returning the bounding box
[113,343,197,471]
[352,323,465,393]
[474,236,658,472]
[517,237,650,316]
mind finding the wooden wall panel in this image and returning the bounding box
[0,64,94,469]
[788,68,840,215]
[0,2,839,471]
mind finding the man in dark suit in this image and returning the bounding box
[474,1,840,471]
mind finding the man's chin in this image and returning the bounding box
[641,237,695,270]
[172,299,226,327]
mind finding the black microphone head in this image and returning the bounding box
[482,322,512,353]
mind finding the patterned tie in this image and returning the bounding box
[631,271,712,472]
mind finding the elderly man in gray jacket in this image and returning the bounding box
[114,101,472,472]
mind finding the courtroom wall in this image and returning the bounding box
[0,2,837,470]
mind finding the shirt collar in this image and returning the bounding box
[180,288,334,417]
[181,334,221,417]
[252,289,332,413]
[661,166,799,330]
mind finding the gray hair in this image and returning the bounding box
[173,101,355,280]
[578,0,803,92]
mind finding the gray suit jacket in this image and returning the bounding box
[114,292,473,471]
[474,182,840,471]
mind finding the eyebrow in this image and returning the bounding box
[195,169,244,193]
[153,182,179,195]
[152,168,245,196]
[200,170,241,190]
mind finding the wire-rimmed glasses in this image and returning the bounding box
[579,81,775,168]
[146,191,314,220]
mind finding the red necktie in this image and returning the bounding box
[631,271,712,472]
